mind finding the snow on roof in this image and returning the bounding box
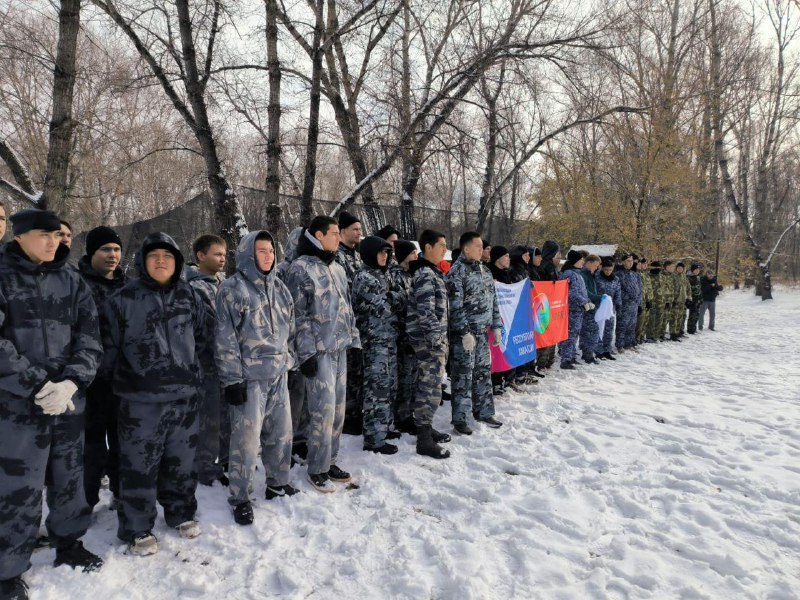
[568,244,618,257]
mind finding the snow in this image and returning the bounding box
[29,287,800,598]
[569,244,619,257]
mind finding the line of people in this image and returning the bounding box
[0,203,723,600]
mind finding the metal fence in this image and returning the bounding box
[71,185,536,269]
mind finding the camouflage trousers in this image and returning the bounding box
[288,370,310,445]
[598,316,615,354]
[579,309,600,361]
[413,347,447,427]
[636,307,650,343]
[670,306,687,336]
[117,397,199,541]
[194,370,229,485]
[84,378,119,507]
[687,306,700,334]
[344,347,364,426]
[228,375,292,505]
[558,309,584,363]
[394,341,415,423]
[450,329,494,425]
[536,345,557,369]
[304,350,347,476]
[648,305,668,339]
[362,343,397,448]
[615,303,639,349]
[0,400,91,580]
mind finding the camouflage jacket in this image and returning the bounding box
[687,274,702,306]
[78,256,127,312]
[560,265,589,310]
[276,226,302,284]
[0,241,102,406]
[446,256,501,335]
[595,270,622,310]
[284,230,360,364]
[673,272,687,303]
[650,270,671,307]
[335,242,362,290]
[100,233,207,403]
[407,256,449,352]
[387,263,412,336]
[215,231,296,387]
[352,266,397,346]
[184,265,221,371]
[641,269,654,304]
[616,267,642,306]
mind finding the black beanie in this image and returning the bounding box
[376,224,400,240]
[10,208,61,235]
[490,245,509,263]
[601,256,615,268]
[338,211,360,230]
[86,226,123,257]
[482,240,491,249]
[566,249,583,264]
[394,240,416,264]
[533,246,542,256]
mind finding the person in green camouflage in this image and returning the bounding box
[686,264,703,334]
[636,258,653,344]
[662,261,679,341]
[646,261,671,341]
[673,263,691,337]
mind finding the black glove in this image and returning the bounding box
[637,306,643,315]
[300,356,318,378]
[685,299,692,309]
[645,301,652,310]
[224,382,248,406]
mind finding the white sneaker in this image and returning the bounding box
[176,520,201,539]
[128,533,158,556]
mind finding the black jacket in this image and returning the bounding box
[700,276,722,302]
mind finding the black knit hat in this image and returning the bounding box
[566,249,583,264]
[86,226,122,257]
[338,211,360,229]
[394,240,416,264]
[601,256,615,268]
[375,224,400,240]
[489,245,509,263]
[690,263,700,271]
[533,246,542,256]
[10,208,61,235]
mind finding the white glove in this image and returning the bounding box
[34,380,77,416]
[491,327,502,347]
[584,302,596,311]
[462,332,476,352]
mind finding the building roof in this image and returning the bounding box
[568,244,618,258]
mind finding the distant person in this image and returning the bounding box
[699,270,723,331]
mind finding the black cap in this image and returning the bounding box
[10,208,61,235]
[690,263,700,271]
[566,249,583,264]
[394,240,416,264]
[338,211,360,229]
[601,256,615,268]
[376,224,400,240]
[86,226,122,257]
[490,245,509,263]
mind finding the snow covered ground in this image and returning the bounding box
[29,287,800,599]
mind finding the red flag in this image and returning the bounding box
[531,281,569,348]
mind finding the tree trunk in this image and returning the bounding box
[265,0,282,207]
[42,0,81,212]
[176,0,246,259]
[300,0,325,225]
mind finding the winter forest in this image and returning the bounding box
[1,0,800,297]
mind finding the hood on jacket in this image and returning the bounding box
[236,230,277,282]
[296,228,337,265]
[136,232,184,286]
[541,240,560,262]
[283,226,303,263]
[360,235,392,271]
[4,239,70,273]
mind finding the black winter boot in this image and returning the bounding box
[395,416,418,435]
[0,577,28,600]
[53,540,103,572]
[431,428,451,443]
[416,425,451,459]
